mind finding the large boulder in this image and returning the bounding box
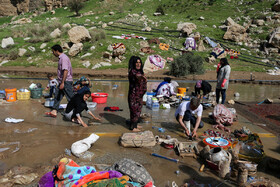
[50,28,61,38]
[269,27,280,49]
[272,0,280,12]
[68,43,83,56]
[223,24,249,42]
[68,26,91,44]
[0,0,17,16]
[0,0,29,16]
[1,37,14,48]
[177,22,197,36]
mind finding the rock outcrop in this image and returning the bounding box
[177,22,197,36]
[269,27,280,49]
[223,24,249,42]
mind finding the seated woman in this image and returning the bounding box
[157,80,179,98]
[194,80,212,99]
[154,77,171,93]
[64,90,100,127]
[73,76,91,95]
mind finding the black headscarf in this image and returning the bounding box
[128,56,144,74]
[217,58,229,78]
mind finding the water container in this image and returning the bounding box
[152,100,159,110]
[146,95,152,109]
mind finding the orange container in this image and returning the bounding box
[178,87,186,95]
[5,88,17,102]
[91,93,108,104]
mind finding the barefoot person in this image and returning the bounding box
[64,91,100,127]
[175,97,204,138]
[46,44,74,117]
[128,56,147,132]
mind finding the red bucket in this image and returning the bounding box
[91,93,108,104]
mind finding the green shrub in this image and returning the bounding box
[8,50,19,60]
[169,53,204,77]
[68,0,84,16]
[89,29,106,42]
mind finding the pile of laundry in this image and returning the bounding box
[39,158,154,187]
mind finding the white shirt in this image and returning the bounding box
[47,78,59,88]
[175,101,203,117]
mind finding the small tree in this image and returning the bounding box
[169,53,204,77]
[68,0,84,16]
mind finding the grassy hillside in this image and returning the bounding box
[0,0,278,73]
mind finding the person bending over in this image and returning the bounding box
[175,97,204,138]
[64,90,100,127]
[157,80,179,98]
[194,80,212,99]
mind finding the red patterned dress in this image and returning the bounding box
[128,69,147,129]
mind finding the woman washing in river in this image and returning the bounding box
[128,56,147,132]
[64,90,100,127]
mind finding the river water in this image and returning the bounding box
[0,78,280,186]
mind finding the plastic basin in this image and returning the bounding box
[91,93,108,104]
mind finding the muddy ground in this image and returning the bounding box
[0,76,279,186]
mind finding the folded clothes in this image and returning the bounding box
[5,117,24,123]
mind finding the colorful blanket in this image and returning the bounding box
[54,158,124,187]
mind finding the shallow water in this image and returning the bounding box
[0,78,280,186]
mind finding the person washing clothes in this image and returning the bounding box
[194,80,212,99]
[157,80,179,98]
[45,73,59,98]
[154,77,171,93]
[175,97,204,138]
[128,56,147,132]
[64,90,100,127]
[216,58,231,104]
[73,76,91,95]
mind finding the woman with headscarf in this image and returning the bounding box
[157,80,179,98]
[216,58,231,104]
[64,90,100,127]
[194,80,212,99]
[128,56,147,132]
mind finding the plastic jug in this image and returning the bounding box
[146,95,152,109]
[152,100,159,110]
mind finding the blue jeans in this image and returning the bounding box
[52,81,73,111]
[49,86,55,97]
[176,110,204,128]
[216,88,226,104]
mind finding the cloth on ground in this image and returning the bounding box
[104,106,123,111]
[143,55,166,73]
[184,37,196,50]
[4,117,24,123]
[205,37,217,48]
[212,104,234,132]
[81,176,129,187]
[54,158,124,187]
